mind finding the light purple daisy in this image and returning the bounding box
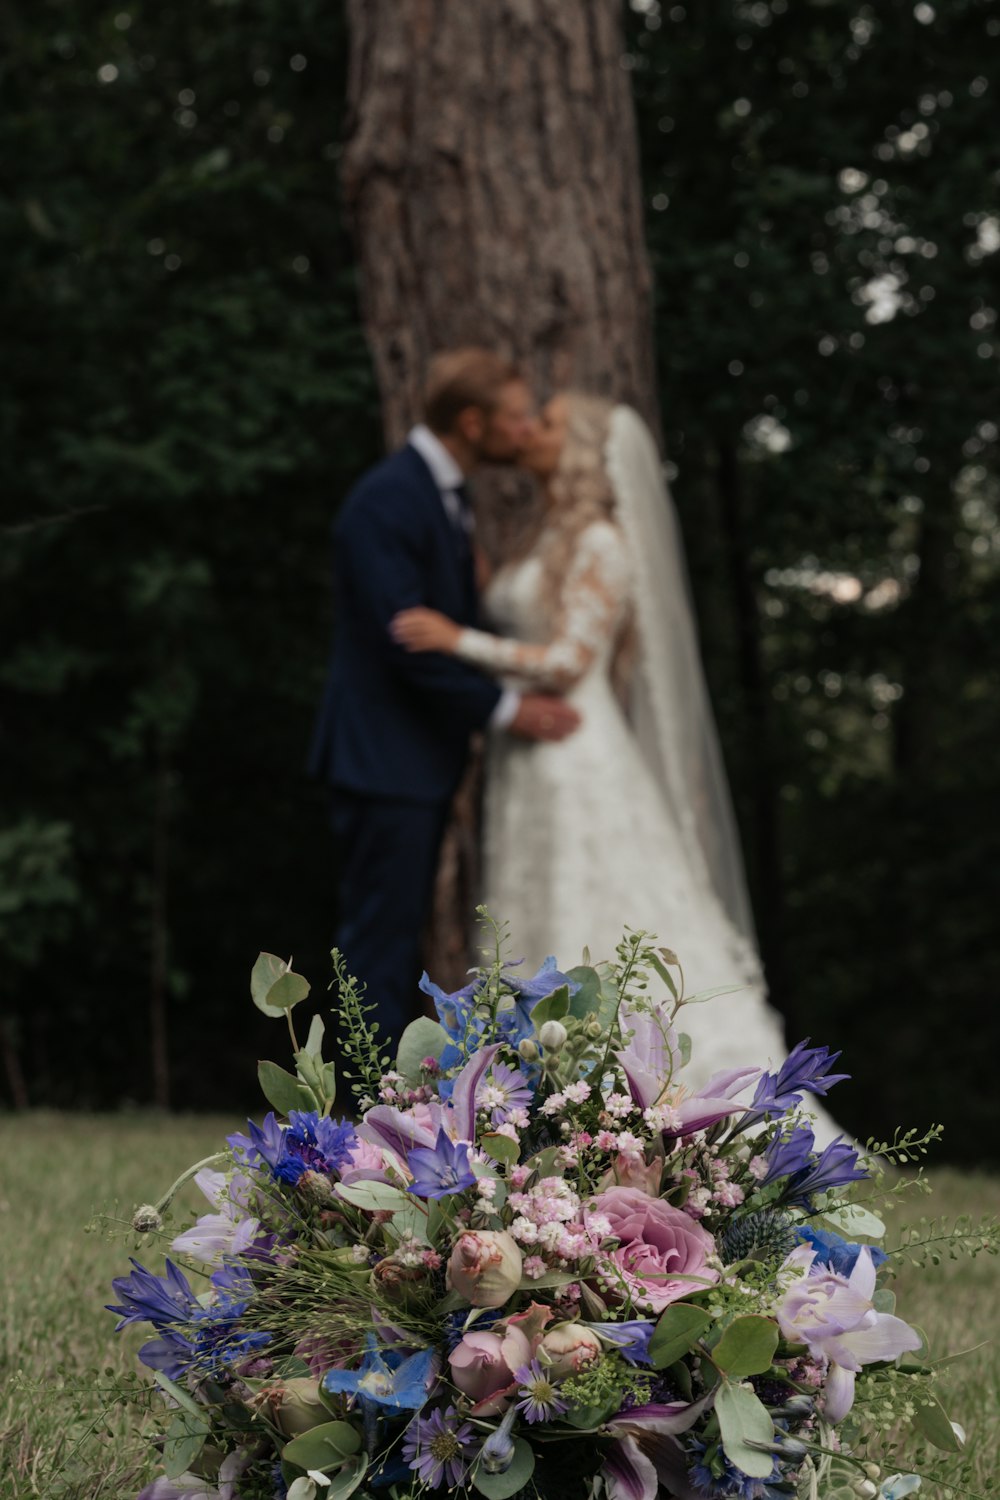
[402,1404,478,1488]
[513,1360,568,1424]
[480,1063,534,1126]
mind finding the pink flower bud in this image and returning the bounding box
[446,1230,523,1308]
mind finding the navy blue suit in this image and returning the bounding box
[309,442,501,1041]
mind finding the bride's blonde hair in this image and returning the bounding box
[535,391,637,692]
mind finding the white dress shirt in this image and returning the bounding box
[406,425,518,731]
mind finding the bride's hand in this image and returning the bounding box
[390,607,462,654]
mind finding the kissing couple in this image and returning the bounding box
[310,347,802,1099]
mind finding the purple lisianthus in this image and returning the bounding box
[795,1225,887,1275]
[402,1404,478,1488]
[407,1128,477,1198]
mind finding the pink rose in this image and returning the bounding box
[594,1186,719,1313]
[597,1153,663,1197]
[536,1321,602,1379]
[448,1324,531,1414]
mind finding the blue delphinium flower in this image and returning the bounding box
[687,1437,782,1498]
[402,1405,478,1489]
[406,1129,477,1199]
[321,1339,438,1416]
[741,1039,849,1128]
[795,1225,887,1274]
[513,1360,568,1423]
[419,972,481,1044]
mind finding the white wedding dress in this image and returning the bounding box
[455,518,792,1088]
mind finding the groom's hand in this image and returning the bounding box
[509,694,581,742]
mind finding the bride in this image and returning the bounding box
[391,394,805,1095]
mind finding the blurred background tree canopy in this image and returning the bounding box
[2,0,997,1158]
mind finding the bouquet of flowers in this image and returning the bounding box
[109,930,982,1500]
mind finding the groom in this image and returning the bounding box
[309,347,579,1046]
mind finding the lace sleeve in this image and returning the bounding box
[454,522,630,692]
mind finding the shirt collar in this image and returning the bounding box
[407,424,465,493]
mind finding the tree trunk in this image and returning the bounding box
[343,0,658,444]
[344,1,659,990]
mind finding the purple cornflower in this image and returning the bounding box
[402,1405,478,1488]
[514,1360,568,1424]
[741,1040,849,1128]
[228,1111,357,1186]
[407,1128,477,1199]
[480,1062,534,1125]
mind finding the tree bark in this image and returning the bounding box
[343,0,658,444]
[343,1,658,989]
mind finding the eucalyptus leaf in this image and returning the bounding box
[710,1315,779,1378]
[820,1202,886,1239]
[912,1393,964,1452]
[326,1457,369,1500]
[286,1480,317,1500]
[872,1288,896,1314]
[251,951,293,1018]
[258,1059,315,1115]
[396,1016,450,1082]
[481,1131,520,1165]
[472,1438,535,1499]
[649,951,679,999]
[162,1409,211,1480]
[648,1303,711,1369]
[334,1180,412,1212]
[565,965,602,1021]
[282,1420,363,1472]
[530,984,570,1029]
[715,1381,775,1478]
[267,969,312,1011]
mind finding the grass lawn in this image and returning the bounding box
[0,1113,997,1499]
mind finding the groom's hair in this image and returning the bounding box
[423,347,521,434]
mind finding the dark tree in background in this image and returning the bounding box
[343,0,658,442]
[2,1,998,1158]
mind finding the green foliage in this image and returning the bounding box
[626,0,1000,1159]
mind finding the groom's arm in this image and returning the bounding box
[339,485,502,733]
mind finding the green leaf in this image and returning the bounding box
[396,1016,450,1083]
[325,1457,369,1500]
[715,1381,775,1478]
[677,1031,692,1066]
[565,965,603,1021]
[711,1315,780,1377]
[872,1288,896,1314]
[530,984,570,1029]
[649,951,679,999]
[472,1438,535,1498]
[305,1013,325,1058]
[820,1203,886,1239]
[679,983,743,1007]
[648,1303,712,1369]
[913,1393,964,1452]
[251,952,310,1016]
[162,1408,211,1480]
[481,1131,520,1165]
[334,1180,412,1212]
[267,970,312,1011]
[258,1060,315,1115]
[282,1421,363,1472]
[252,951,292,1017]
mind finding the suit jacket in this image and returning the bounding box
[308,442,502,802]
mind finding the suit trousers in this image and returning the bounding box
[330,790,450,1050]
